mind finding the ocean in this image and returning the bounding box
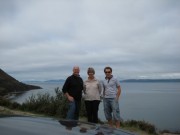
[12,82,180,132]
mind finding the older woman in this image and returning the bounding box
[83,67,102,123]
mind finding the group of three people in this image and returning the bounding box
[62,66,121,128]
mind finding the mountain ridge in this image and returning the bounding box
[0,68,41,96]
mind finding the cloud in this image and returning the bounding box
[0,0,180,81]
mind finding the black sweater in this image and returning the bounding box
[62,74,83,101]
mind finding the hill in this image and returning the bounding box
[0,68,41,96]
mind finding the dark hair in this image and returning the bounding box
[104,66,112,73]
[87,67,95,74]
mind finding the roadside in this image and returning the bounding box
[0,105,43,117]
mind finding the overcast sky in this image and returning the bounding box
[0,0,180,81]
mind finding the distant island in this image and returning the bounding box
[45,79,65,83]
[0,69,41,97]
[121,79,180,82]
[24,78,180,83]
[23,79,65,83]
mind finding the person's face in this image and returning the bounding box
[104,69,112,77]
[73,67,80,76]
[88,72,94,78]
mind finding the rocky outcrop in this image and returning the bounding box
[0,68,41,96]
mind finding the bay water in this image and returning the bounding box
[12,82,180,132]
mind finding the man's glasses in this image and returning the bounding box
[105,71,111,74]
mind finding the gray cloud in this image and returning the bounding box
[0,0,180,81]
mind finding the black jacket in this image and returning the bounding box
[62,74,83,101]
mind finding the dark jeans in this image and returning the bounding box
[85,100,100,123]
[66,100,81,120]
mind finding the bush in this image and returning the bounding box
[122,120,157,134]
[9,102,21,109]
[53,87,68,118]
[0,97,11,106]
[18,87,86,118]
[0,87,86,118]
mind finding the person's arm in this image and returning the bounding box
[100,80,105,99]
[83,81,86,94]
[65,92,74,102]
[98,80,102,94]
[116,85,121,101]
[62,77,74,102]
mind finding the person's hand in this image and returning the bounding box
[115,96,119,102]
[100,95,103,101]
[67,95,74,102]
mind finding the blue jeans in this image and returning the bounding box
[66,100,81,120]
[103,98,120,121]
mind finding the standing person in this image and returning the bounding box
[62,66,83,120]
[83,67,101,123]
[102,66,121,128]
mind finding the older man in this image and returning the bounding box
[62,66,83,120]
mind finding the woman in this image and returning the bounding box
[83,67,102,123]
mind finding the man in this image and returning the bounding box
[102,66,121,128]
[62,66,83,120]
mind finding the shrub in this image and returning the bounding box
[9,102,21,109]
[123,120,157,134]
[17,87,87,118]
[53,87,68,118]
[0,97,11,106]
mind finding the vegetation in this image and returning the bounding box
[0,87,86,118]
[121,120,157,134]
[0,87,160,135]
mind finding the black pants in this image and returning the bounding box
[85,100,100,123]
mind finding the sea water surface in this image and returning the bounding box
[12,82,180,132]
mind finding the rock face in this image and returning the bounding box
[0,69,41,96]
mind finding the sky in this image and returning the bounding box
[0,0,180,81]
